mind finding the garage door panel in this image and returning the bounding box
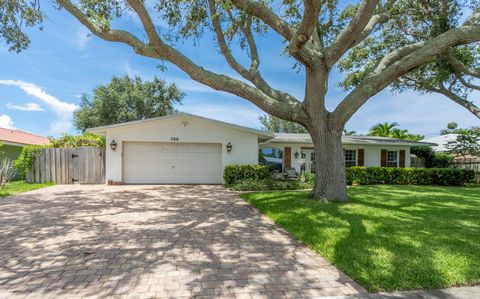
[123,142,222,184]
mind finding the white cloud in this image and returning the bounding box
[6,102,45,111]
[0,80,78,134]
[0,114,16,129]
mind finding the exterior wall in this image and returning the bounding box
[0,144,23,161]
[104,116,259,183]
[260,143,411,173]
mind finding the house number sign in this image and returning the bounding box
[171,137,179,141]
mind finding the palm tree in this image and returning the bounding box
[368,122,399,137]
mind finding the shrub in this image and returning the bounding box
[228,178,312,191]
[224,164,272,185]
[15,145,49,179]
[346,167,474,186]
[0,159,17,189]
[49,132,105,148]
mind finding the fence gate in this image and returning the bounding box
[26,147,105,184]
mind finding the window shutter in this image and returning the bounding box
[284,147,291,168]
[381,149,387,167]
[357,149,365,166]
[399,150,406,168]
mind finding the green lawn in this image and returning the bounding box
[0,180,54,198]
[241,185,480,292]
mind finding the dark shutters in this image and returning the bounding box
[381,149,387,167]
[357,149,365,166]
[284,147,291,168]
[399,150,406,168]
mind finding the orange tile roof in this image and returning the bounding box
[0,127,50,145]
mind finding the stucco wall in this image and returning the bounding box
[260,142,411,173]
[104,116,260,183]
[0,144,22,161]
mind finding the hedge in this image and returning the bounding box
[224,165,271,185]
[228,178,311,191]
[346,167,474,186]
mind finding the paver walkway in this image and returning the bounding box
[0,185,365,299]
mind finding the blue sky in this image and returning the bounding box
[0,4,478,138]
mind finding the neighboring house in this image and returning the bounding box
[423,134,459,153]
[87,113,435,184]
[0,128,50,161]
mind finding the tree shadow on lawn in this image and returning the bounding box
[247,185,480,292]
[0,185,364,298]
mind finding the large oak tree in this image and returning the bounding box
[3,0,480,201]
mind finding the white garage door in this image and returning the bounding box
[123,142,222,184]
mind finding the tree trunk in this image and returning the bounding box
[309,127,348,202]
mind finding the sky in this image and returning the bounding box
[0,3,479,138]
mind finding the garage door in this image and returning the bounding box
[123,142,222,184]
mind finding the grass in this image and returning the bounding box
[0,180,54,198]
[241,185,480,292]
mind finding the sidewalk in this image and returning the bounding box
[321,286,480,299]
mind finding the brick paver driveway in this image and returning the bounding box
[0,185,365,299]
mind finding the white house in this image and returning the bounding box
[87,113,435,184]
[423,134,458,153]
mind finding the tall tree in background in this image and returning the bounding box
[368,122,399,137]
[259,114,307,133]
[74,76,183,131]
[368,122,424,140]
[4,0,480,201]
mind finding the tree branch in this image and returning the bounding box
[446,52,480,78]
[230,0,294,40]
[332,24,480,125]
[57,0,307,123]
[208,0,299,103]
[435,84,480,118]
[288,0,322,58]
[325,0,379,67]
[456,74,480,91]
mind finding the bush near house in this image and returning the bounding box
[223,164,271,185]
[346,167,474,186]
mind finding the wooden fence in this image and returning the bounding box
[26,147,105,184]
[410,157,426,168]
[450,158,480,184]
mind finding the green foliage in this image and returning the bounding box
[446,127,480,158]
[411,146,453,168]
[14,145,49,179]
[242,185,480,291]
[345,167,474,186]
[368,122,424,141]
[74,75,184,131]
[228,178,311,191]
[259,114,307,133]
[0,0,43,52]
[49,132,105,148]
[223,164,272,185]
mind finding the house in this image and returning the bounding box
[0,128,50,161]
[87,113,435,184]
[423,134,458,153]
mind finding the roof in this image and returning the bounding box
[86,113,273,139]
[269,133,437,147]
[423,134,459,152]
[0,128,50,146]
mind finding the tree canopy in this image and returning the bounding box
[259,114,307,133]
[4,0,480,201]
[74,75,183,131]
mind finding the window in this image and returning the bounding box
[310,153,315,173]
[344,149,357,167]
[387,150,398,167]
